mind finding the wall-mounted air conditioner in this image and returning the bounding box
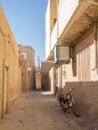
[54,45,70,63]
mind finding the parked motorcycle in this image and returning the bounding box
[57,88,80,117]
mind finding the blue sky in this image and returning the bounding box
[0,0,48,64]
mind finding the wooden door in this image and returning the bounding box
[77,46,90,81]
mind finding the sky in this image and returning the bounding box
[0,0,48,65]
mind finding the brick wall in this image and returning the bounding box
[63,81,98,121]
[41,62,54,91]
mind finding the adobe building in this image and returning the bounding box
[46,0,98,121]
[0,6,22,118]
[35,66,41,90]
[18,45,35,90]
[41,62,54,91]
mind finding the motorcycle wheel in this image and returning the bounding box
[59,101,66,112]
[71,101,80,117]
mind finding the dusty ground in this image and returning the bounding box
[0,91,97,130]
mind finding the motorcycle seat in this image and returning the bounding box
[58,93,65,97]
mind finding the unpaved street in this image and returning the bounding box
[0,91,97,130]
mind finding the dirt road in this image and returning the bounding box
[0,91,97,130]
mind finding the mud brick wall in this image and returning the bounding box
[0,6,22,118]
[63,81,98,121]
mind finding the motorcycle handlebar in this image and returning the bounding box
[70,87,75,91]
[67,88,75,95]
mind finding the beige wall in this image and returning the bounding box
[21,60,28,90]
[41,62,54,91]
[35,72,41,89]
[18,45,35,90]
[0,6,22,118]
[55,64,66,93]
[49,66,55,93]
[64,28,98,82]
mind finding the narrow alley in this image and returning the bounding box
[0,91,97,130]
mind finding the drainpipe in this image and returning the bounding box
[1,59,5,118]
[94,21,98,73]
[57,0,59,45]
[60,65,62,93]
[54,0,59,93]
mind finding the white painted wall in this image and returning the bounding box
[45,0,51,60]
[58,0,79,37]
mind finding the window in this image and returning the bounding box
[21,52,27,60]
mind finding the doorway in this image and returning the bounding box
[3,66,9,115]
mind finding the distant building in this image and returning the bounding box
[35,66,41,90]
[18,45,35,90]
[0,6,22,118]
[41,62,54,91]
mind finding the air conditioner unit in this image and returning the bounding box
[54,45,70,63]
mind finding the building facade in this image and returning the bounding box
[41,62,54,91]
[46,0,98,120]
[0,6,22,118]
[35,67,41,90]
[18,45,35,90]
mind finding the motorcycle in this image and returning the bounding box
[57,88,80,117]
